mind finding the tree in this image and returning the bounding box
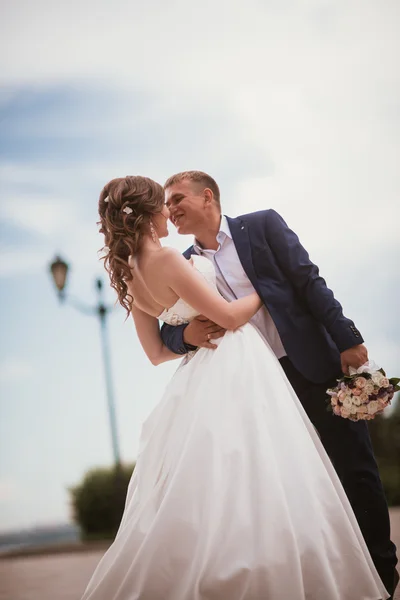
[70,463,135,540]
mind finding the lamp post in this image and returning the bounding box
[49,255,121,469]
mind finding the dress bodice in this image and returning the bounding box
[158,255,217,326]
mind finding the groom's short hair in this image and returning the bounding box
[164,171,221,208]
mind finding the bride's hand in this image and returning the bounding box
[184,316,226,349]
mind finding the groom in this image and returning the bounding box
[161,170,398,596]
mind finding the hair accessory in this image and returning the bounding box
[104,196,109,203]
[123,206,133,215]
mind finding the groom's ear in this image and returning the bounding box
[203,188,213,206]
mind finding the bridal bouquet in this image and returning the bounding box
[327,361,399,422]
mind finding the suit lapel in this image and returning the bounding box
[226,216,261,294]
[183,246,195,260]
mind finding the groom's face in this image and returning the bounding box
[165,180,207,235]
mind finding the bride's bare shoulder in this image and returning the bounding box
[155,247,189,267]
[158,246,182,258]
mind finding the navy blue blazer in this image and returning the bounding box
[160,210,363,384]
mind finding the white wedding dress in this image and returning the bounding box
[82,255,388,600]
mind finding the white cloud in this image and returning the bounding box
[0,196,77,237]
[0,247,49,277]
[0,187,100,277]
[0,358,34,383]
[1,1,398,96]
[230,171,399,266]
[0,480,16,503]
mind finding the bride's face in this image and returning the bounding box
[153,205,170,239]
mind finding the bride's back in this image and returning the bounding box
[127,247,181,317]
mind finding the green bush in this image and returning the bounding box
[369,395,400,506]
[70,463,135,540]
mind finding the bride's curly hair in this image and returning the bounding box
[98,176,165,315]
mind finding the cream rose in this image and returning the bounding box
[355,377,367,389]
[359,392,370,404]
[380,377,390,388]
[343,397,353,410]
[367,401,379,415]
[372,373,384,386]
[364,382,375,395]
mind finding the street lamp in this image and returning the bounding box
[49,256,69,301]
[49,255,121,469]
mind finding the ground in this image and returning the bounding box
[1,509,399,600]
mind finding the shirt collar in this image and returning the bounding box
[219,215,232,239]
[193,215,231,254]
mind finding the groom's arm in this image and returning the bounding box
[160,322,196,355]
[263,209,364,353]
[161,317,226,353]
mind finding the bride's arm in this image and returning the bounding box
[161,249,262,330]
[131,305,182,366]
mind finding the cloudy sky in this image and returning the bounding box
[0,0,399,532]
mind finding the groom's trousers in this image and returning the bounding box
[280,356,398,596]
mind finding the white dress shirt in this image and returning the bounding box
[193,216,286,359]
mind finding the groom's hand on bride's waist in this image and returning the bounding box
[340,344,369,375]
[183,316,226,350]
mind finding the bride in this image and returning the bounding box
[82,175,388,600]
